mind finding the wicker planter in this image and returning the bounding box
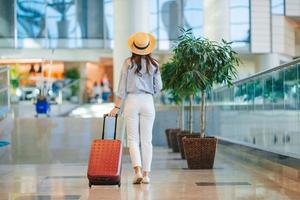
[165,128,180,148]
[182,137,217,169]
[169,129,181,152]
[177,132,200,159]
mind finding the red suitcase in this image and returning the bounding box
[87,114,122,188]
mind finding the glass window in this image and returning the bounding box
[220,88,229,110]
[284,66,298,110]
[77,0,104,39]
[151,0,204,50]
[150,0,159,39]
[253,78,263,110]
[15,0,112,48]
[203,62,300,158]
[234,83,243,110]
[234,82,248,110]
[263,75,273,110]
[0,0,14,38]
[104,0,113,41]
[272,70,284,110]
[183,0,203,38]
[272,0,285,15]
[158,0,181,49]
[47,0,77,39]
[0,0,14,47]
[17,0,46,38]
[241,83,247,110]
[247,81,254,111]
[159,0,180,41]
[230,0,250,48]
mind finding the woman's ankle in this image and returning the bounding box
[143,171,150,177]
[134,166,141,174]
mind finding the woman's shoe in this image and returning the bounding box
[142,176,150,184]
[133,173,143,184]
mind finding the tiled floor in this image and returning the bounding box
[0,117,300,199]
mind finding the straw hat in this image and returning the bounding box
[127,32,156,55]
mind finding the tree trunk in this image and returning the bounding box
[176,105,180,128]
[189,95,193,134]
[181,98,185,130]
[200,90,205,138]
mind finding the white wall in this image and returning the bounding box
[272,16,296,57]
[234,53,293,78]
[285,0,300,17]
[295,28,300,57]
[251,0,271,53]
[236,55,257,79]
[282,18,296,57]
[255,53,293,71]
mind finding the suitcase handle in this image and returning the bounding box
[102,114,118,140]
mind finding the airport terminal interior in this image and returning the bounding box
[1,0,300,199]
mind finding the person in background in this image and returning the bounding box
[93,82,102,103]
[29,64,36,74]
[101,76,111,102]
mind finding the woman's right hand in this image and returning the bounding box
[108,107,119,117]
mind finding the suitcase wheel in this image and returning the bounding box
[118,182,121,187]
[89,182,92,188]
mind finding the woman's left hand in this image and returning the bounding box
[108,107,119,117]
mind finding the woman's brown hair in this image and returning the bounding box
[130,53,159,75]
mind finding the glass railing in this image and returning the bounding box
[0,67,10,117]
[60,79,81,104]
[206,59,300,158]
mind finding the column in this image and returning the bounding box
[112,0,150,95]
[251,0,271,53]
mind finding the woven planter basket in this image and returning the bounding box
[182,137,217,169]
[165,128,180,148]
[169,129,181,152]
[177,132,200,159]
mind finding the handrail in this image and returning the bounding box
[235,58,300,84]
[61,79,80,91]
[215,58,300,91]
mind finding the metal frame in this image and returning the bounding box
[249,0,252,52]
[14,0,17,48]
[270,0,273,53]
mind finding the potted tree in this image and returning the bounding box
[172,29,240,168]
[161,58,198,154]
[161,61,183,152]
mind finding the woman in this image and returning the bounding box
[109,32,162,184]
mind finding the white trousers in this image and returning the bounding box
[124,93,155,172]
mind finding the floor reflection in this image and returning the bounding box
[1,114,300,199]
[132,184,151,200]
[1,117,100,164]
